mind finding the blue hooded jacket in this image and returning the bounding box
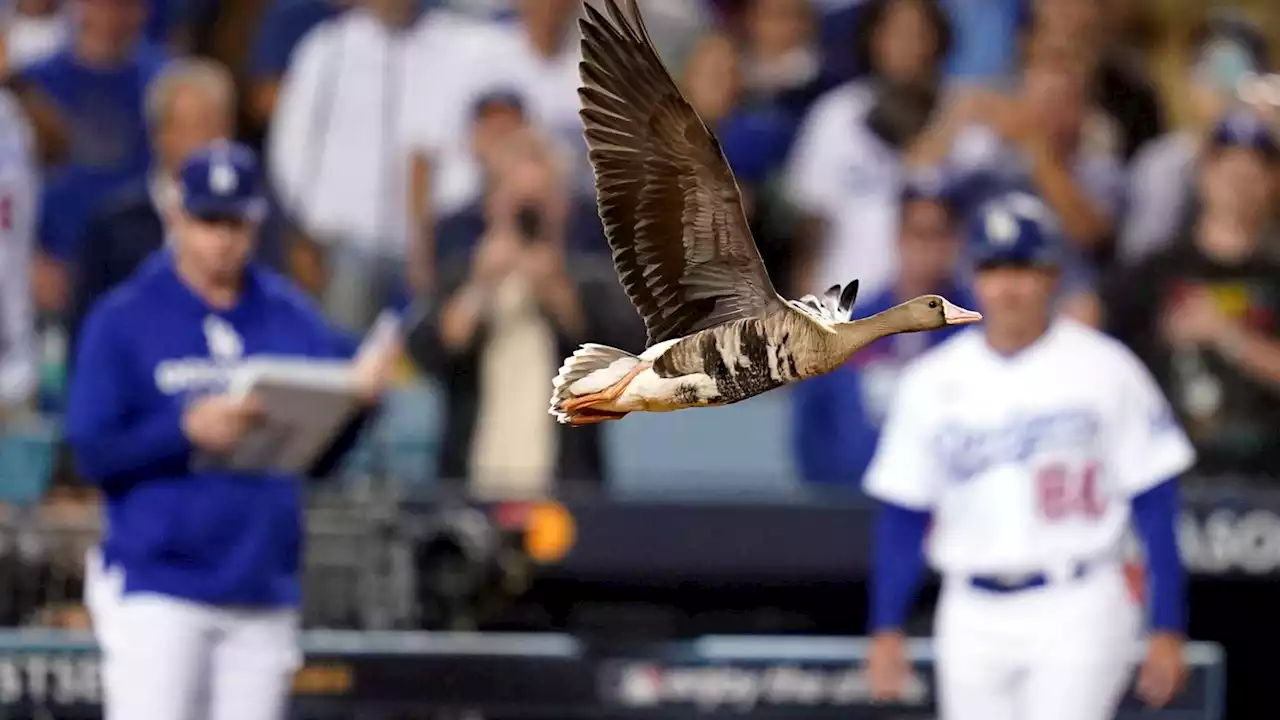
[65,250,362,607]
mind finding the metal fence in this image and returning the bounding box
[0,392,441,632]
[0,484,418,632]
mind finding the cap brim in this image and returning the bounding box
[184,197,267,223]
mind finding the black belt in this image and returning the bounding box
[967,560,1094,594]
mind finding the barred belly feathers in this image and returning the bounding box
[549,0,982,426]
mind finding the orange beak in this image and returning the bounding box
[943,300,983,325]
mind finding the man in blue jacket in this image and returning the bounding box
[64,141,397,720]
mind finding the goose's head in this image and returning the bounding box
[823,293,982,371]
[900,294,983,331]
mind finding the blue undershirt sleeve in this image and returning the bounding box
[1130,477,1186,633]
[869,501,931,632]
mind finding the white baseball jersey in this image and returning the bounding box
[0,88,39,409]
[863,318,1196,576]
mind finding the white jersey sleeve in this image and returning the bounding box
[862,362,943,510]
[1109,347,1196,497]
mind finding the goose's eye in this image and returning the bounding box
[928,300,939,309]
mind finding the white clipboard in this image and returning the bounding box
[211,312,401,475]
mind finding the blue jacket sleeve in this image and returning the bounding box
[1130,477,1186,633]
[64,306,193,490]
[869,501,931,632]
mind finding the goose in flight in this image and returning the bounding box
[550,0,981,425]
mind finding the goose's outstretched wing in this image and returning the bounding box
[579,0,783,347]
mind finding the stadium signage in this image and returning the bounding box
[291,662,354,695]
[0,652,101,705]
[0,632,1222,718]
[600,661,930,711]
[1179,508,1280,575]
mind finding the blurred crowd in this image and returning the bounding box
[0,0,1276,526]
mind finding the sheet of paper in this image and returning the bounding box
[215,310,403,474]
[215,360,356,474]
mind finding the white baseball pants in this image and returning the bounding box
[934,563,1142,720]
[84,549,301,720]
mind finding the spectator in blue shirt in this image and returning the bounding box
[792,172,974,486]
[23,0,168,310]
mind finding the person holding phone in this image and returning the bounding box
[410,126,643,494]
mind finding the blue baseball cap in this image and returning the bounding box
[177,141,268,222]
[1208,112,1280,162]
[967,192,1064,269]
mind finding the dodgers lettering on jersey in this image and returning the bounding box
[863,319,1196,575]
[153,316,246,397]
[933,408,1101,483]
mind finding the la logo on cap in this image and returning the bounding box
[985,209,1018,245]
[210,161,238,196]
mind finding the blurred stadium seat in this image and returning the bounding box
[605,390,800,495]
[0,418,58,506]
[340,380,443,489]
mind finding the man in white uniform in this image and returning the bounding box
[862,192,1191,720]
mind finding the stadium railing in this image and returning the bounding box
[0,498,408,632]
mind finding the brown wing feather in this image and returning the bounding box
[578,0,783,347]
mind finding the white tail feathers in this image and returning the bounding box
[549,343,640,422]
